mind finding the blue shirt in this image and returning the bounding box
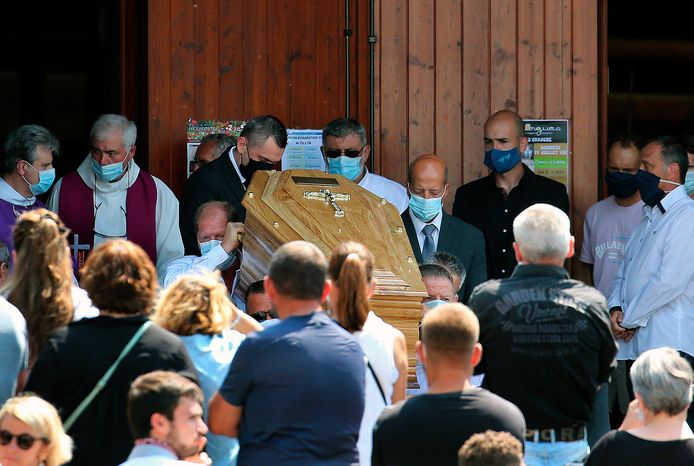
[0,297,27,406]
[219,311,365,466]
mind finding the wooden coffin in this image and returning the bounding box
[239,169,426,384]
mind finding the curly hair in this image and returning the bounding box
[458,430,523,466]
[153,272,235,336]
[80,239,156,315]
[2,209,73,365]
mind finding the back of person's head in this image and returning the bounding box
[328,241,374,332]
[0,394,73,466]
[81,239,156,315]
[427,251,466,290]
[126,371,203,440]
[420,303,479,363]
[199,133,236,156]
[458,430,524,466]
[268,241,327,301]
[322,118,367,146]
[2,125,60,177]
[154,272,234,336]
[644,135,688,184]
[630,347,693,416]
[5,209,73,362]
[90,114,137,148]
[513,203,571,264]
[239,115,288,149]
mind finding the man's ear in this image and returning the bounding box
[442,184,450,202]
[16,160,29,176]
[513,242,524,263]
[566,236,575,259]
[416,340,426,366]
[470,343,483,368]
[519,136,529,153]
[150,412,170,438]
[321,279,333,303]
[361,145,371,164]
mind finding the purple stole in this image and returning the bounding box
[0,198,44,256]
[59,170,158,269]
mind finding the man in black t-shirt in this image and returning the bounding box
[468,204,617,466]
[372,303,525,466]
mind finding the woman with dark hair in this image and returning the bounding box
[24,239,197,466]
[328,241,408,466]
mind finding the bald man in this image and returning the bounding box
[402,154,486,301]
[453,109,569,279]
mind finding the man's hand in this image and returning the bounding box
[609,307,626,339]
[221,222,245,254]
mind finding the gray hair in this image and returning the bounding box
[2,125,60,176]
[90,114,137,149]
[630,347,693,416]
[199,133,236,157]
[322,118,367,146]
[419,263,454,285]
[427,251,466,285]
[513,204,571,263]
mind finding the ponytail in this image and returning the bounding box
[328,242,375,333]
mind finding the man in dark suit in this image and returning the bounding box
[179,115,288,254]
[402,154,486,302]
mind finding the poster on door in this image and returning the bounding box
[522,119,570,186]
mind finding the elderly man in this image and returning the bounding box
[322,118,408,213]
[191,133,236,173]
[0,125,59,257]
[208,241,365,466]
[468,204,617,466]
[372,304,525,466]
[402,153,486,301]
[180,115,287,254]
[453,109,569,279]
[121,371,209,465]
[164,201,243,291]
[609,136,694,419]
[48,114,183,278]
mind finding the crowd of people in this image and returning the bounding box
[0,107,693,466]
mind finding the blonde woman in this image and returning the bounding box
[0,394,73,466]
[153,272,261,466]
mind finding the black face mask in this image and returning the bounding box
[605,170,639,199]
[636,169,666,207]
[240,153,274,185]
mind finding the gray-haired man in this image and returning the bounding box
[468,203,617,466]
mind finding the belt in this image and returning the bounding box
[525,425,586,443]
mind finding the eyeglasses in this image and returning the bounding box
[0,430,46,450]
[322,147,365,159]
[249,310,278,322]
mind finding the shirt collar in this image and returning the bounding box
[409,208,443,232]
[0,177,35,206]
[511,263,569,280]
[228,146,246,185]
[644,184,688,217]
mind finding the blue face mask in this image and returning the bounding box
[409,193,443,222]
[24,164,56,195]
[199,239,221,255]
[484,147,522,173]
[91,158,126,182]
[423,299,448,310]
[685,170,694,195]
[327,156,363,181]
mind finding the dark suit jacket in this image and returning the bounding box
[402,209,487,302]
[179,147,245,254]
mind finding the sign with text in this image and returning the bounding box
[282,129,325,171]
[522,119,570,186]
[186,119,246,177]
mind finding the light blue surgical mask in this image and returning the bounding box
[423,299,447,310]
[409,193,443,222]
[23,163,56,195]
[199,239,222,255]
[91,158,126,182]
[327,156,363,181]
[685,170,694,195]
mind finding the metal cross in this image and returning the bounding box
[71,233,91,268]
[303,188,351,217]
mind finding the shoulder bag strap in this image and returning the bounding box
[63,321,153,432]
[366,357,388,406]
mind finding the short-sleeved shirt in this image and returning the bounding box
[580,196,644,297]
[0,297,27,406]
[371,388,526,466]
[585,430,694,466]
[452,164,570,279]
[219,311,365,466]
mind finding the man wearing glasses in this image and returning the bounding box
[321,118,409,213]
[244,280,278,324]
[48,114,184,279]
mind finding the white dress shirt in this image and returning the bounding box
[359,169,409,213]
[609,185,694,359]
[227,146,246,186]
[409,208,443,255]
[163,244,235,288]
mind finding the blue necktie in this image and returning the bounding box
[422,223,436,261]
